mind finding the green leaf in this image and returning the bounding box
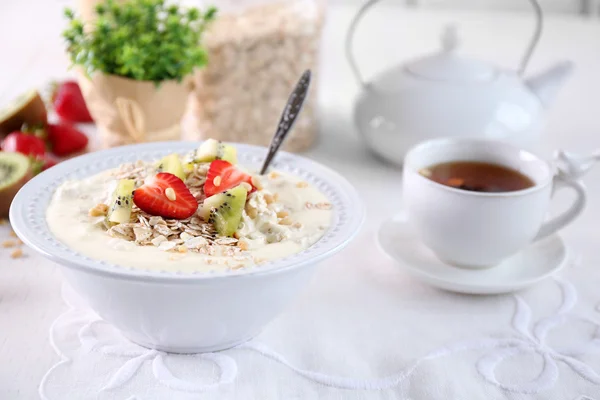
[61,0,216,82]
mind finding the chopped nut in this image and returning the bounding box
[9,230,17,238]
[296,181,308,188]
[213,176,222,187]
[276,210,289,218]
[251,175,263,190]
[10,248,23,259]
[238,240,249,251]
[279,216,293,225]
[268,171,280,179]
[233,232,240,239]
[264,193,274,204]
[177,245,188,253]
[239,182,252,192]
[245,205,258,219]
[89,203,109,217]
[2,240,16,248]
[165,188,177,201]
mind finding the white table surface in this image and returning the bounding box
[1,1,600,399]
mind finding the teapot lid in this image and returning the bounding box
[405,25,496,83]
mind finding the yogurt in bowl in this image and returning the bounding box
[10,141,363,353]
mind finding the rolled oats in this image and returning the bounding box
[154,224,174,237]
[187,1,324,152]
[185,236,208,249]
[180,232,193,242]
[149,216,165,226]
[215,237,238,246]
[158,241,177,252]
[151,235,168,246]
[133,227,153,242]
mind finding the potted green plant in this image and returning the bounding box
[63,0,216,147]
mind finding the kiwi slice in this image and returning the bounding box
[107,179,135,224]
[0,90,47,137]
[195,139,237,164]
[0,152,32,217]
[199,184,248,237]
[183,162,195,174]
[156,154,185,181]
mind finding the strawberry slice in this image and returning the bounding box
[133,173,197,219]
[204,160,256,197]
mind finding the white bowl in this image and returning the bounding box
[10,141,364,353]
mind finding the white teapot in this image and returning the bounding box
[346,0,574,166]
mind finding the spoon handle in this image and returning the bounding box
[260,70,312,175]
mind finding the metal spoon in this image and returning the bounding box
[260,70,312,175]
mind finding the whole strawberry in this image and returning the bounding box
[2,132,46,158]
[47,123,88,156]
[52,81,93,123]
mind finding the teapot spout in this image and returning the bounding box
[525,61,574,108]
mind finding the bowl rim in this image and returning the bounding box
[9,141,364,283]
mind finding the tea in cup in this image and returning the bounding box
[403,138,586,268]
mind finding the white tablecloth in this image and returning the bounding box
[1,1,600,399]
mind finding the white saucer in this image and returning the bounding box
[377,214,569,294]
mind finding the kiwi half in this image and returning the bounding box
[107,179,135,224]
[156,154,185,181]
[0,152,32,217]
[195,139,237,164]
[199,184,248,237]
[0,90,47,137]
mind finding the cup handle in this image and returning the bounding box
[534,176,586,241]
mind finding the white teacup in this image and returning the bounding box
[403,138,587,268]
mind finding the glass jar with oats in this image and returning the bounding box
[186,0,325,152]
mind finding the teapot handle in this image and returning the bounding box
[345,0,544,87]
[519,0,544,75]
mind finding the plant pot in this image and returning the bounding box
[77,72,192,148]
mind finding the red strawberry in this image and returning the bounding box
[52,81,93,123]
[204,160,256,197]
[47,123,88,156]
[133,173,198,219]
[2,132,46,158]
